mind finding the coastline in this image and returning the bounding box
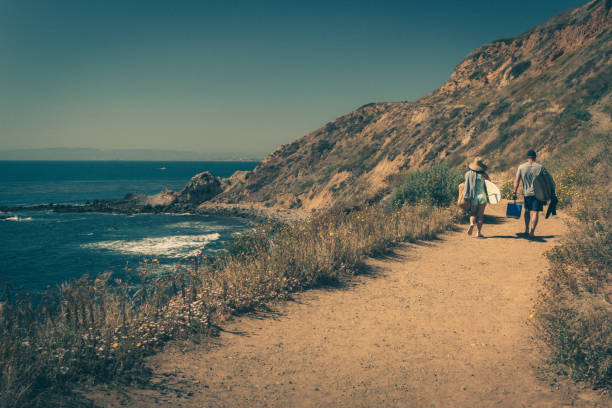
[1,200,308,225]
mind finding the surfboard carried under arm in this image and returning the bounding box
[485,180,501,204]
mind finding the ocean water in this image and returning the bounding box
[0,161,258,291]
[0,160,257,207]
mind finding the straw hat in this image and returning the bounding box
[468,157,488,172]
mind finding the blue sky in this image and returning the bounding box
[0,0,588,157]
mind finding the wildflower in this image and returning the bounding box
[112,343,119,349]
[136,342,142,347]
[329,232,334,237]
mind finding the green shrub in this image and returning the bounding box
[489,100,511,118]
[500,179,515,199]
[552,166,590,207]
[469,70,486,80]
[449,107,464,119]
[498,112,524,131]
[560,106,592,122]
[580,69,611,106]
[391,165,462,208]
[535,134,612,388]
[464,101,490,126]
[544,133,610,208]
[508,60,531,79]
[565,58,597,85]
[535,203,612,388]
[474,101,490,114]
[481,128,520,155]
[603,104,612,120]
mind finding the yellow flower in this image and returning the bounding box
[136,342,142,347]
[529,314,534,319]
[329,232,334,237]
[112,343,119,348]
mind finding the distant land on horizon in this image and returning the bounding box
[0,148,263,162]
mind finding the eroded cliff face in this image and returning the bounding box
[441,1,611,94]
[214,0,612,211]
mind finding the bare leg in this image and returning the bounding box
[529,211,539,237]
[468,205,476,235]
[524,210,530,234]
[476,203,487,237]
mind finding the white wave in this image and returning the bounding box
[82,233,220,258]
[2,215,33,222]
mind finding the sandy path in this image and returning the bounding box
[91,203,607,407]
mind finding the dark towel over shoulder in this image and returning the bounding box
[546,194,558,219]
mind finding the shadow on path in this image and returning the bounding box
[484,234,557,242]
[483,214,506,225]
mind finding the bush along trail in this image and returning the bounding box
[88,200,609,407]
[0,204,455,408]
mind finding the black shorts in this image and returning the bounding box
[524,196,544,212]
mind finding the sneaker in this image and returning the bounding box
[467,225,474,235]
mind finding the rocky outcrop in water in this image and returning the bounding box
[124,188,178,207]
[176,172,223,205]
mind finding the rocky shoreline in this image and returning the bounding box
[0,200,307,224]
[1,171,308,224]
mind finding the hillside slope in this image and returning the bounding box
[215,0,611,210]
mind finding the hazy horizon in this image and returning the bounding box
[0,0,587,158]
[0,147,264,161]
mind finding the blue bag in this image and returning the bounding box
[506,199,522,219]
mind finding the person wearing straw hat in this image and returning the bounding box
[463,157,490,238]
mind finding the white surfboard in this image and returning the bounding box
[485,180,501,204]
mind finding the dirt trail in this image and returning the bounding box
[91,203,607,407]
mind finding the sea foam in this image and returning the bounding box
[82,233,221,258]
[2,215,34,222]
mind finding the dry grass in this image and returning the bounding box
[0,204,456,407]
[534,197,611,388]
[533,133,611,389]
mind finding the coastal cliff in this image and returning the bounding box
[208,0,611,211]
[4,1,609,220]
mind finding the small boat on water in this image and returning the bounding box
[159,166,167,170]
